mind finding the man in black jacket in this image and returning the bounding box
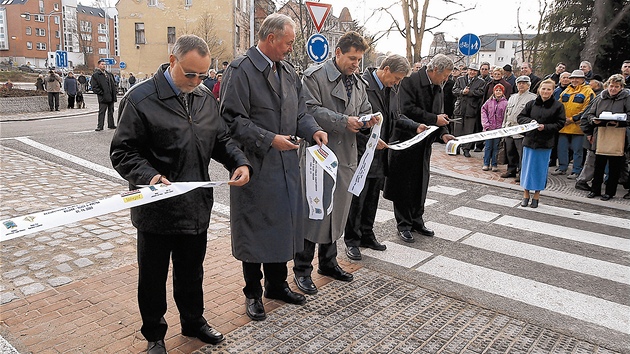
[345,54,426,260]
[91,58,118,131]
[384,54,455,243]
[110,35,251,354]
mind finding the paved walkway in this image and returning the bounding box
[1,108,627,353]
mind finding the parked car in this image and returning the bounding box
[18,65,42,73]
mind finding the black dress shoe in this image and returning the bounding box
[600,194,612,201]
[95,128,103,131]
[575,181,591,191]
[398,230,415,243]
[147,339,166,354]
[182,323,224,345]
[414,225,435,237]
[317,265,353,282]
[245,297,266,321]
[587,192,600,198]
[359,240,387,251]
[108,125,117,129]
[521,198,529,207]
[294,275,318,295]
[463,150,471,158]
[500,172,516,178]
[265,287,306,305]
[346,246,362,260]
[530,199,539,208]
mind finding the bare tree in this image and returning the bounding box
[192,11,228,67]
[370,0,475,63]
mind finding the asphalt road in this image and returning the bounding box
[1,106,628,352]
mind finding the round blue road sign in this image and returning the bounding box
[119,62,127,69]
[458,33,481,56]
[307,34,329,63]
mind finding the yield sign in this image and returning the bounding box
[305,1,332,33]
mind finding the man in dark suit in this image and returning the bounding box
[384,54,455,243]
[220,13,327,321]
[344,54,427,260]
[91,58,118,131]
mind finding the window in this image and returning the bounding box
[26,27,32,35]
[185,0,192,6]
[81,33,92,41]
[235,24,240,48]
[148,0,158,5]
[135,22,145,44]
[498,57,504,61]
[98,23,107,34]
[85,46,93,53]
[36,28,45,36]
[499,40,505,49]
[55,30,60,39]
[26,41,33,49]
[34,14,44,22]
[98,35,107,42]
[99,48,108,55]
[23,14,31,20]
[37,42,46,50]
[80,21,92,32]
[167,27,176,44]
[54,3,59,11]
[39,0,44,13]
[54,16,59,25]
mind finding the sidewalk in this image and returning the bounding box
[1,110,627,353]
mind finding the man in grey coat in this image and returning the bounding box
[293,31,378,295]
[220,13,327,322]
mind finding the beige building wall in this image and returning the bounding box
[117,0,251,77]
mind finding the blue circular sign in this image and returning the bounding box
[307,34,329,63]
[458,33,480,56]
[119,61,127,69]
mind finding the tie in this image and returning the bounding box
[343,75,353,99]
[384,87,391,111]
[179,92,189,114]
[268,62,280,95]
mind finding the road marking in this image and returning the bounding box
[361,241,433,268]
[495,215,630,252]
[477,195,521,207]
[428,185,466,196]
[0,335,19,354]
[480,194,630,229]
[416,256,630,334]
[10,137,233,217]
[374,209,394,223]
[425,198,437,206]
[462,233,630,285]
[449,206,500,222]
[425,221,471,241]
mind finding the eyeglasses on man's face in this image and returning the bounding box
[175,59,210,80]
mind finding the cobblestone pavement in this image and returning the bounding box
[1,115,628,353]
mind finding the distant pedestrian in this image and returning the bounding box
[64,72,78,109]
[35,75,45,91]
[128,72,137,87]
[211,73,221,100]
[44,70,62,111]
[77,73,87,93]
[91,59,118,131]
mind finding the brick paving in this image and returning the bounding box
[1,116,627,353]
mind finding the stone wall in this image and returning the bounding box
[0,94,66,115]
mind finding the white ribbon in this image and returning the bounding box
[387,125,440,151]
[348,113,383,196]
[305,144,338,220]
[1,181,228,242]
[445,121,539,155]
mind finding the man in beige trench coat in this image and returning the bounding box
[293,31,378,295]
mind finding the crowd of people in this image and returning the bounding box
[43,12,624,354]
[428,58,630,205]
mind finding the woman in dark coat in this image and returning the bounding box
[517,79,565,208]
[64,72,78,109]
[584,74,630,200]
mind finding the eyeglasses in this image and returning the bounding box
[175,60,210,80]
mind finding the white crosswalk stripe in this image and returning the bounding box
[368,185,630,335]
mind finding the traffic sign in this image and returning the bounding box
[119,61,126,69]
[55,50,68,68]
[458,33,480,56]
[101,58,116,66]
[307,34,329,63]
[305,1,332,33]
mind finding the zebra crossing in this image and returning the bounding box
[364,186,630,336]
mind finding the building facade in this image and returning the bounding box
[1,0,117,70]
[116,0,253,77]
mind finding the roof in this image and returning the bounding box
[339,7,352,22]
[77,4,106,18]
[479,33,536,51]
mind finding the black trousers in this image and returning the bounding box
[293,239,338,277]
[137,230,207,341]
[592,154,624,196]
[47,92,59,110]
[97,101,115,129]
[67,94,75,108]
[505,137,523,174]
[344,177,383,247]
[242,262,288,299]
[393,198,426,232]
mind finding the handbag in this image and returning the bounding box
[497,138,507,165]
[595,125,625,156]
